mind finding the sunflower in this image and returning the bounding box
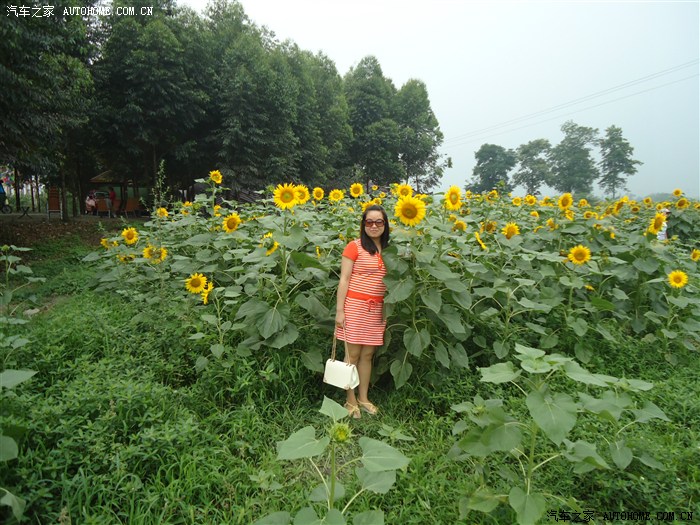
[546,218,557,230]
[395,183,413,198]
[448,214,457,223]
[443,186,462,211]
[691,249,700,262]
[313,187,324,201]
[185,273,207,294]
[273,183,298,210]
[222,213,242,233]
[209,170,223,184]
[578,198,589,208]
[487,190,499,201]
[328,189,344,202]
[643,197,653,207]
[394,195,426,227]
[453,220,467,232]
[121,227,139,245]
[511,196,522,207]
[481,220,497,234]
[156,207,169,218]
[501,222,520,239]
[379,192,387,199]
[585,284,595,292]
[613,200,625,215]
[530,211,539,219]
[567,245,591,265]
[100,238,110,249]
[648,213,666,235]
[525,195,537,206]
[630,205,640,213]
[668,270,688,289]
[349,183,364,198]
[291,184,309,205]
[474,231,487,250]
[371,185,378,191]
[201,281,214,305]
[143,245,155,259]
[676,197,690,209]
[260,232,280,256]
[213,204,222,217]
[672,188,683,197]
[144,245,167,263]
[558,193,573,210]
[564,209,575,221]
[583,211,596,220]
[540,196,553,206]
[117,254,134,263]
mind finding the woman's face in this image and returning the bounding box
[363,210,386,240]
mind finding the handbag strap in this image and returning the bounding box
[331,323,349,361]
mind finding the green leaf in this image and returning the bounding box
[637,453,665,470]
[253,511,292,525]
[563,439,610,471]
[633,257,659,274]
[319,397,349,421]
[359,437,410,472]
[449,344,470,369]
[353,510,384,525]
[323,509,346,525]
[631,401,670,423]
[479,362,521,384]
[526,391,577,445]
[513,344,545,359]
[309,481,345,502]
[421,288,442,313]
[434,342,450,368]
[508,486,546,525]
[384,277,415,304]
[0,369,37,390]
[277,426,329,460]
[481,422,522,452]
[590,297,616,312]
[403,327,430,357]
[259,307,286,339]
[450,290,472,310]
[301,349,324,373]
[290,251,325,270]
[265,324,299,349]
[293,507,319,525]
[356,467,396,493]
[390,358,413,389]
[568,317,588,336]
[0,436,18,461]
[466,487,501,513]
[0,489,26,522]
[295,293,330,320]
[564,362,610,387]
[610,440,633,470]
[210,344,225,358]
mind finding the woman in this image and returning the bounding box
[335,205,390,418]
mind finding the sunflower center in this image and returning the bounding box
[281,191,294,203]
[450,194,458,204]
[402,205,417,218]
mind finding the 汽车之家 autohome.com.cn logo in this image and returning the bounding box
[6,5,157,16]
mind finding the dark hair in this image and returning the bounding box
[360,205,389,255]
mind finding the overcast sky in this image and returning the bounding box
[180,0,699,198]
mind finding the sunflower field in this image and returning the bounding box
[4,174,699,524]
[86,174,700,385]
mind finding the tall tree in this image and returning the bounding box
[468,144,516,193]
[598,125,641,199]
[393,79,446,192]
[549,120,599,195]
[344,56,401,186]
[513,139,551,195]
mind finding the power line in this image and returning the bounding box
[441,73,699,150]
[442,59,699,145]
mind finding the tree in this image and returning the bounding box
[469,144,516,193]
[393,79,446,192]
[513,139,551,195]
[549,121,599,195]
[598,125,641,199]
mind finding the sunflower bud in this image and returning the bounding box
[329,422,352,443]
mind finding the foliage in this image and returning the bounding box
[598,125,642,199]
[451,343,668,525]
[513,139,551,196]
[254,397,409,525]
[549,120,600,195]
[468,144,517,193]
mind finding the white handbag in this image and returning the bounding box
[323,334,360,390]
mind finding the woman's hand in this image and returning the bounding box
[335,310,345,328]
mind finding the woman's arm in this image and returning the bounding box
[335,256,354,327]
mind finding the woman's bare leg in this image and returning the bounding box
[356,345,376,404]
[344,342,362,407]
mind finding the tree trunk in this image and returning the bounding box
[13,167,20,212]
[35,173,41,213]
[60,169,68,221]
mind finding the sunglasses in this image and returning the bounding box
[364,219,385,228]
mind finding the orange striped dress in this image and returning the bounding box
[335,238,387,346]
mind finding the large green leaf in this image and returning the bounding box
[253,511,292,525]
[479,362,520,384]
[421,288,442,313]
[353,511,383,525]
[319,397,349,421]
[0,436,18,461]
[0,369,37,390]
[259,307,287,339]
[448,344,470,369]
[277,426,329,460]
[309,481,345,502]
[434,342,450,368]
[563,439,610,472]
[631,401,670,423]
[265,324,299,349]
[564,362,610,387]
[0,489,26,522]
[384,277,415,304]
[610,439,633,470]
[390,358,413,390]
[356,467,396,493]
[359,437,410,472]
[403,327,430,357]
[508,486,546,525]
[301,350,324,373]
[465,486,501,513]
[526,391,578,445]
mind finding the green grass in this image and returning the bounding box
[1,230,699,524]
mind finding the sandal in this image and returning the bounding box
[358,400,379,415]
[345,402,361,419]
